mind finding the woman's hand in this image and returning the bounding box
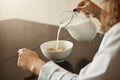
[17,48,45,75]
[74,0,102,20]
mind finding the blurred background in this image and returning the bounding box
[0,0,105,25]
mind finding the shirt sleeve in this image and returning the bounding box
[38,61,78,80]
[77,23,120,80]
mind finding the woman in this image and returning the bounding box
[17,0,120,80]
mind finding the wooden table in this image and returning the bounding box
[0,19,103,80]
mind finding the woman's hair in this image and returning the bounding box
[100,0,120,33]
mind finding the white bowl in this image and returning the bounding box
[40,40,73,62]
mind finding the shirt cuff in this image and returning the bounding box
[38,60,78,80]
[38,60,62,80]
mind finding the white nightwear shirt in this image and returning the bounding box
[38,22,120,80]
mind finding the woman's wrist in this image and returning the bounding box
[32,59,45,75]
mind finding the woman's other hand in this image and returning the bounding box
[74,0,102,20]
[17,48,45,75]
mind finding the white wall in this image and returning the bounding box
[0,0,18,20]
[0,0,104,25]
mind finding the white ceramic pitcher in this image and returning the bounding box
[60,12,100,42]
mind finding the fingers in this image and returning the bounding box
[78,1,86,7]
[74,0,91,13]
[18,48,35,56]
[18,48,27,55]
[77,0,90,7]
[18,48,30,53]
[17,48,39,69]
[17,58,27,71]
[17,48,31,70]
[17,55,25,70]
